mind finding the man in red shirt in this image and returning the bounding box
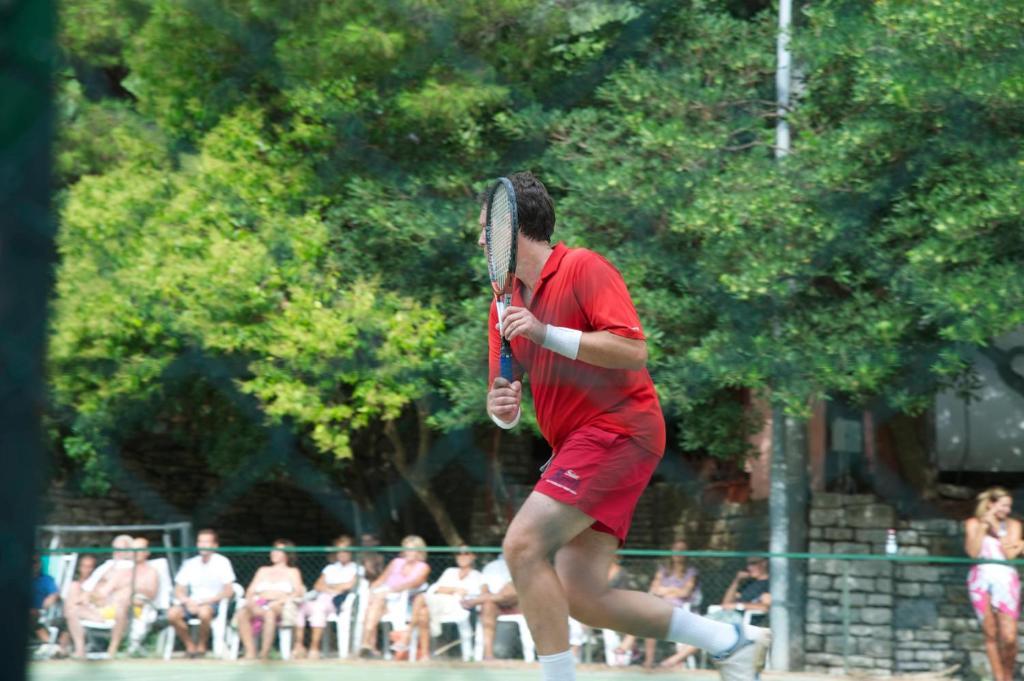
[481,172,769,681]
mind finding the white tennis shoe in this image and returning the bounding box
[711,624,771,681]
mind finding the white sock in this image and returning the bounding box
[539,649,576,681]
[665,607,739,655]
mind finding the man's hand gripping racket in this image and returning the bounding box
[485,177,522,428]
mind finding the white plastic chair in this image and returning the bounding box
[330,581,367,658]
[473,612,535,662]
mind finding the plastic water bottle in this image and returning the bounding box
[885,528,898,555]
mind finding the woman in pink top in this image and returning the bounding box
[357,535,431,658]
[966,487,1023,681]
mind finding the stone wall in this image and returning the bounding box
[806,493,1001,678]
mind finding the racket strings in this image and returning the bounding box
[487,188,515,291]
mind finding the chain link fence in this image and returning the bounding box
[34,545,756,663]
[33,544,1015,676]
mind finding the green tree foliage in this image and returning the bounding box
[535,0,1024,451]
[51,0,1024,532]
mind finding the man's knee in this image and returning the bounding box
[503,530,547,572]
[197,605,215,621]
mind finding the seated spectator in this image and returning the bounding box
[292,535,359,660]
[359,532,386,583]
[660,554,769,669]
[81,534,135,590]
[397,545,482,660]
[357,535,431,658]
[58,552,97,656]
[616,539,700,668]
[167,528,237,658]
[63,532,138,655]
[107,538,160,656]
[461,552,518,661]
[64,553,97,608]
[237,539,305,660]
[30,554,60,646]
[719,555,770,618]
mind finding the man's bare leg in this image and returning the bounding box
[502,493,596,656]
[167,606,196,654]
[556,527,768,679]
[554,525,675,637]
[69,599,114,658]
[506,493,765,680]
[195,605,214,654]
[106,597,131,656]
[63,600,95,658]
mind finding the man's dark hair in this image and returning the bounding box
[507,171,555,242]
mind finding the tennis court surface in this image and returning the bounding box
[30,660,870,681]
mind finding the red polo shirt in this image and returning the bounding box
[488,243,666,457]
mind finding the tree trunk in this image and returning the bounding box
[383,412,465,546]
[889,412,938,500]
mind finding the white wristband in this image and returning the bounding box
[490,408,521,430]
[542,325,582,360]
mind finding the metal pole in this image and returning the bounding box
[776,0,792,159]
[841,560,851,673]
[769,414,791,670]
[769,0,808,670]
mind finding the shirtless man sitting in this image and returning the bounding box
[64,535,159,658]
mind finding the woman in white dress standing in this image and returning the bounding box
[965,487,1023,681]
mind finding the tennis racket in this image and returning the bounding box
[485,177,519,382]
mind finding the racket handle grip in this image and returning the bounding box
[500,352,514,382]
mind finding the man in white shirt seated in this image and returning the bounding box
[461,553,519,660]
[166,529,237,658]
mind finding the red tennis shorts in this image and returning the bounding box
[535,424,661,544]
